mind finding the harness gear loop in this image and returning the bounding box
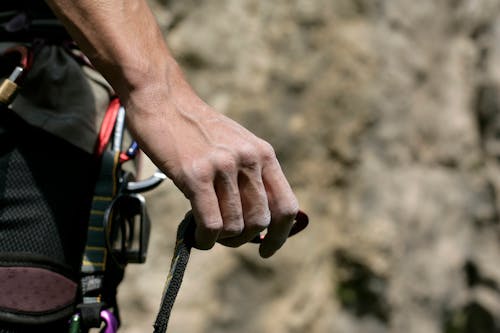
[75,97,164,332]
[76,97,126,330]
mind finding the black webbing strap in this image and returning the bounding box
[153,211,196,333]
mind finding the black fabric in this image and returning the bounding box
[0,2,70,44]
[0,319,68,333]
[0,108,99,331]
[78,303,102,329]
[0,108,99,271]
[0,2,56,20]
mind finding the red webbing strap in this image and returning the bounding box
[7,45,33,73]
[96,97,121,156]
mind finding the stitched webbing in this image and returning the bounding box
[81,149,119,275]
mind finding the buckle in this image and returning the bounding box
[104,193,151,264]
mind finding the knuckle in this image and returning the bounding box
[211,150,237,174]
[275,201,299,222]
[180,159,213,188]
[258,140,277,164]
[237,143,259,168]
[222,210,244,236]
[201,220,224,235]
[223,223,244,236]
[246,208,271,232]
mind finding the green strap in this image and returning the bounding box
[82,149,120,275]
[68,314,82,333]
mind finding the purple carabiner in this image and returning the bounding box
[100,309,119,333]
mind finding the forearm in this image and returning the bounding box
[44,0,181,105]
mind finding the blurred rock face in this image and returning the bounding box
[118,1,500,332]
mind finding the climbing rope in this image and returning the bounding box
[152,210,309,333]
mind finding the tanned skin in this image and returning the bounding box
[44,0,299,258]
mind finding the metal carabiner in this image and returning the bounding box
[125,169,167,193]
[68,305,119,332]
[0,45,32,105]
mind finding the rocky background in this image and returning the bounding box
[116,1,500,332]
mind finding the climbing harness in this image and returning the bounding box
[0,43,309,333]
[70,96,166,333]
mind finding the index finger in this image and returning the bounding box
[190,185,223,250]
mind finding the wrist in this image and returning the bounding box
[118,57,182,113]
[121,58,208,124]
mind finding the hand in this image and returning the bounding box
[124,65,299,258]
[44,0,299,257]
